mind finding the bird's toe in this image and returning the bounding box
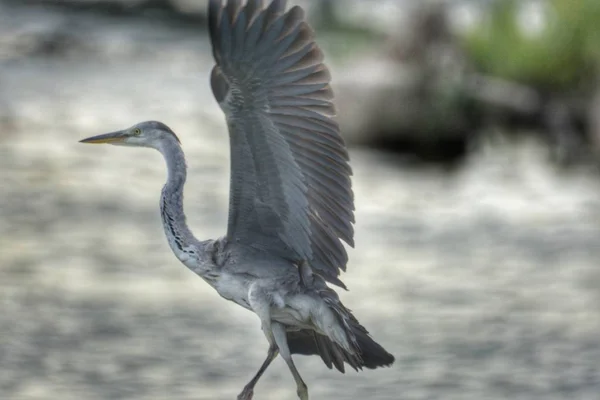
[297,384,309,400]
[237,387,254,400]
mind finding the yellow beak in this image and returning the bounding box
[79,131,126,144]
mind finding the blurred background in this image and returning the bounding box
[1,0,600,399]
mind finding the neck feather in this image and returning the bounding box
[158,138,195,252]
[155,135,219,282]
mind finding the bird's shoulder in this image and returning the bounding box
[213,238,298,279]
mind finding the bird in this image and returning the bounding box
[79,1,394,399]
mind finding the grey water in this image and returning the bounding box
[1,2,600,399]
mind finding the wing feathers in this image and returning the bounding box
[244,0,262,26]
[227,0,243,24]
[209,0,354,287]
[279,7,305,41]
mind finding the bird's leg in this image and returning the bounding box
[237,344,279,400]
[272,322,309,400]
[239,291,280,400]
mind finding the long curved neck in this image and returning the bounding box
[158,138,197,254]
[155,134,218,283]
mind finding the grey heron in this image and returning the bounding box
[80,1,394,399]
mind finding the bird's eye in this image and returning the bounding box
[133,128,141,136]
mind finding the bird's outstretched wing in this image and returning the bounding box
[209,0,354,288]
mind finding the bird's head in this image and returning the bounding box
[80,120,180,149]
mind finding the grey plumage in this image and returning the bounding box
[210,0,353,289]
[80,1,394,399]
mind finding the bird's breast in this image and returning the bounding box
[212,272,253,310]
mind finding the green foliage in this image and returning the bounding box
[462,0,600,90]
[318,28,381,62]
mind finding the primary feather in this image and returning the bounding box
[209,0,355,288]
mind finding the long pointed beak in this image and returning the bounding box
[79,131,127,144]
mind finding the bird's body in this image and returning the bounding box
[155,126,355,344]
[80,1,394,398]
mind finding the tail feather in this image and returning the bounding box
[350,323,395,369]
[312,332,335,371]
[286,270,394,371]
[326,333,350,372]
[322,289,395,370]
[287,323,394,373]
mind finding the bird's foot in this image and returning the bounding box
[297,383,308,400]
[237,386,253,400]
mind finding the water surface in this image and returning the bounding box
[1,3,600,399]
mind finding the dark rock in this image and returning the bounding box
[334,3,471,164]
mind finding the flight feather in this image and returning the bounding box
[208,0,354,287]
